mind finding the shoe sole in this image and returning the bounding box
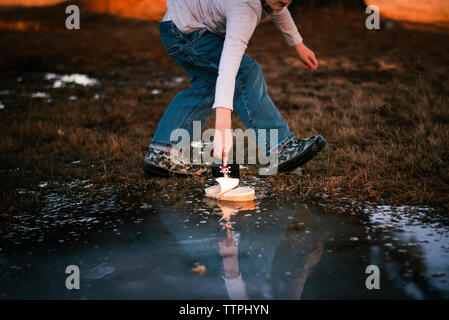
[143,161,170,177]
[143,160,207,177]
[277,136,327,173]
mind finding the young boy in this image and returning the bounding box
[144,0,326,176]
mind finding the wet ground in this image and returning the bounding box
[1,176,448,299]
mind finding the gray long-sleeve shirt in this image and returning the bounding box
[162,0,303,111]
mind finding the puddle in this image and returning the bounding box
[365,205,449,297]
[45,73,99,88]
[31,92,50,99]
[0,179,448,299]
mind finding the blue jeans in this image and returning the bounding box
[150,20,295,154]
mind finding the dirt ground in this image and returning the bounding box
[0,2,448,219]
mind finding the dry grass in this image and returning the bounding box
[0,3,448,217]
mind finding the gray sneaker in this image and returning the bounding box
[143,148,208,176]
[277,135,327,172]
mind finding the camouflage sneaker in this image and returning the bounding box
[277,135,327,172]
[143,147,208,176]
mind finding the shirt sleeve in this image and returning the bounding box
[212,0,262,111]
[222,273,249,300]
[270,7,303,46]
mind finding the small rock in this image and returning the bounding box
[192,264,207,276]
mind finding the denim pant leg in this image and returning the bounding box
[150,24,216,150]
[150,21,295,154]
[233,55,296,154]
[189,30,296,154]
[150,78,215,149]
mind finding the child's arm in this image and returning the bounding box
[214,107,232,165]
[270,6,303,46]
[212,2,260,112]
[271,7,319,71]
[212,1,261,164]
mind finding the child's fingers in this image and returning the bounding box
[311,56,319,69]
[302,63,313,71]
[303,57,318,71]
[307,57,317,70]
[304,58,315,70]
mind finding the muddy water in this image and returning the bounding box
[0,178,448,299]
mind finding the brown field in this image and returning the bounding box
[0,2,448,219]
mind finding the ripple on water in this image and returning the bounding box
[365,204,449,296]
[3,180,120,245]
[84,262,116,280]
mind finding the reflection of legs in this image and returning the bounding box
[270,207,323,299]
[233,55,295,154]
[150,78,215,151]
[284,242,323,300]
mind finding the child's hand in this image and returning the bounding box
[214,107,233,165]
[305,242,323,269]
[218,234,238,258]
[295,42,319,71]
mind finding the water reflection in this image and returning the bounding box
[213,201,323,300]
[156,197,329,300]
[0,181,448,299]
